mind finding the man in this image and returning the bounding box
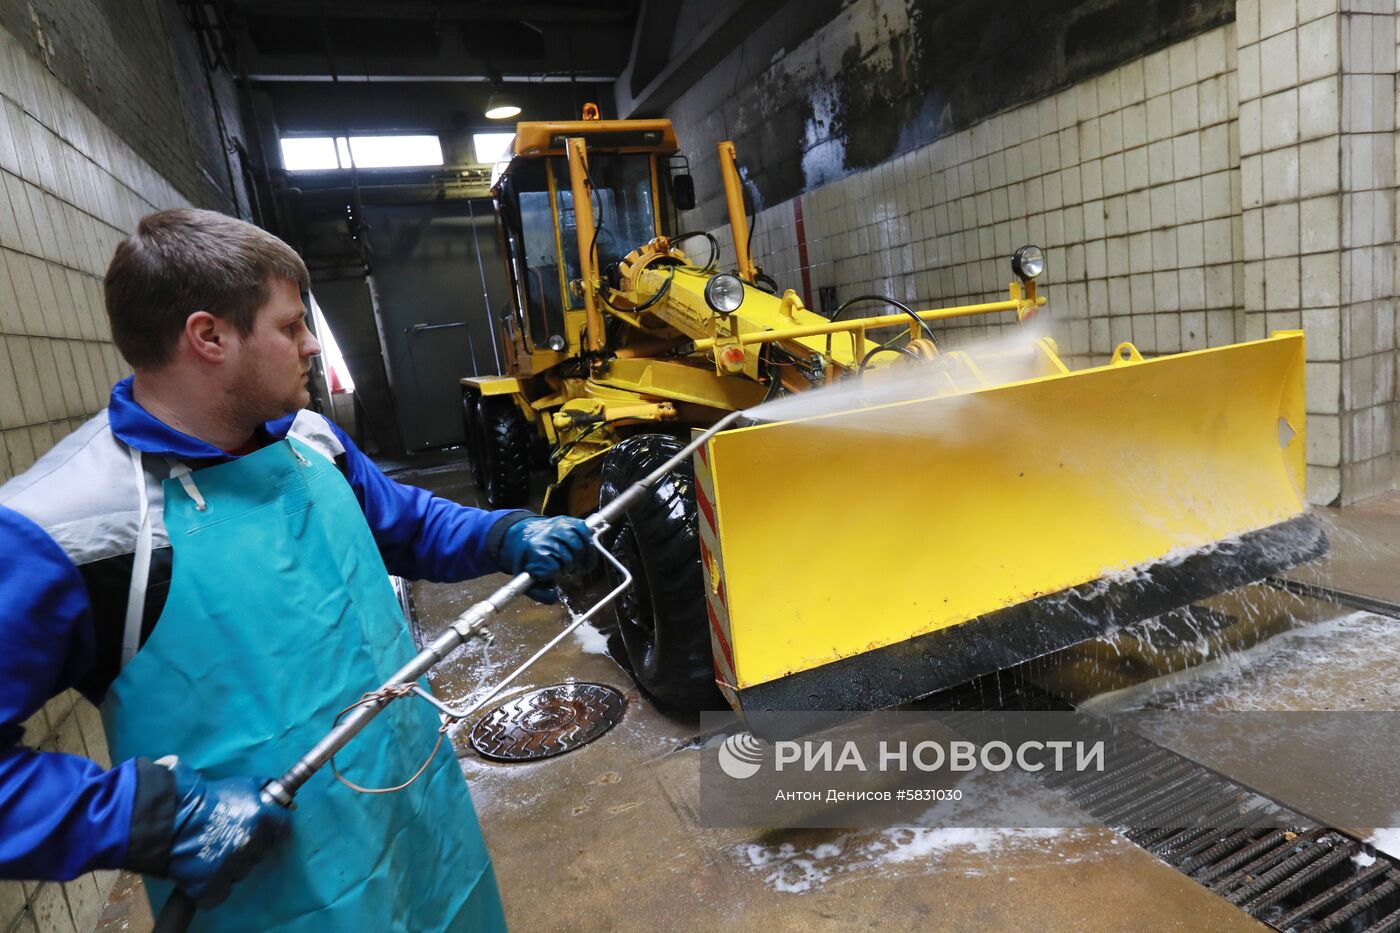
[0,208,594,930]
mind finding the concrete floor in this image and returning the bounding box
[1284,493,1400,605]
[99,467,1400,932]
[410,463,1300,933]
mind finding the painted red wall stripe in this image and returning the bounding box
[793,197,813,303]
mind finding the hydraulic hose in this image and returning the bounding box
[824,294,940,358]
[858,343,919,374]
[671,230,719,271]
[599,263,677,314]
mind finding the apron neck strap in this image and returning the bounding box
[167,461,208,512]
[121,446,154,671]
[120,451,209,671]
[119,440,307,670]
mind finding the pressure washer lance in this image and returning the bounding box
[153,412,744,933]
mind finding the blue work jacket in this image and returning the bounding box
[0,378,523,880]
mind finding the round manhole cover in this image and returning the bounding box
[469,683,626,762]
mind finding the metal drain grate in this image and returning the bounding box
[1045,730,1400,933]
[917,659,1400,933]
[469,682,626,762]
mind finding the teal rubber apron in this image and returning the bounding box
[100,430,507,932]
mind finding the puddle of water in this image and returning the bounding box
[737,826,1113,894]
[731,769,1121,893]
[1366,828,1400,860]
[571,621,612,655]
[1082,611,1400,712]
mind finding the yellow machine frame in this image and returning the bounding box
[478,122,1050,512]
[466,112,1323,715]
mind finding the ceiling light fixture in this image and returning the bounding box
[484,70,522,122]
[485,91,521,120]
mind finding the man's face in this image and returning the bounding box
[228,277,321,424]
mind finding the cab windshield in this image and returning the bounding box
[555,152,656,293]
[497,152,656,351]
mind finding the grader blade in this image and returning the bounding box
[694,331,1326,713]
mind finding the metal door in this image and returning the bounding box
[363,200,507,452]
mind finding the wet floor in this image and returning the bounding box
[407,465,1400,932]
[96,464,1400,931]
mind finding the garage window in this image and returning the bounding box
[472,132,514,166]
[280,134,443,171]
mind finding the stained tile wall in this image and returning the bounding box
[0,20,192,933]
[0,23,192,484]
[717,25,1245,376]
[709,3,1400,506]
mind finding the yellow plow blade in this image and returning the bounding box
[694,332,1326,713]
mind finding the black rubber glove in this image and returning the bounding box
[498,515,598,603]
[157,758,290,907]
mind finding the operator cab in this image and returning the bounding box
[491,117,688,365]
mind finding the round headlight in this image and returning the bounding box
[704,273,745,315]
[547,334,566,351]
[1011,245,1045,281]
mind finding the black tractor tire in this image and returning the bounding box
[461,391,486,490]
[598,434,723,711]
[481,398,532,509]
[529,433,552,470]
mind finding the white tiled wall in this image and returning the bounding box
[711,2,1400,506]
[1334,2,1399,501]
[0,23,190,485]
[1395,2,1400,482]
[1234,0,1397,503]
[0,21,190,933]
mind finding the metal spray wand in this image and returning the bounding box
[154,412,743,932]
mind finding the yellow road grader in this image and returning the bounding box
[460,112,1325,714]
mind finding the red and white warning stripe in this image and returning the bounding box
[693,440,739,697]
